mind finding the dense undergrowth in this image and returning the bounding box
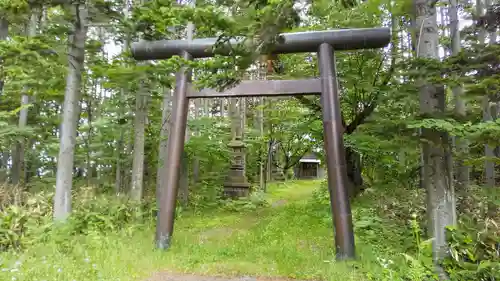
[0,180,498,281]
[312,182,499,280]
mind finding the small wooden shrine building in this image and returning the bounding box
[294,152,325,179]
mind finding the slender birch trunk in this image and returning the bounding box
[11,9,40,186]
[130,0,150,201]
[415,0,456,276]
[53,3,89,220]
[450,0,469,189]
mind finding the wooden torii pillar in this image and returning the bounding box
[131,28,390,260]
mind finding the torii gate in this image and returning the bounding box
[131,27,391,260]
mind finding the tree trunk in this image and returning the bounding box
[10,94,30,185]
[450,0,469,190]
[179,149,189,207]
[477,0,486,44]
[156,88,171,205]
[90,27,106,186]
[415,0,456,275]
[115,0,132,195]
[0,17,7,40]
[193,97,200,183]
[53,4,88,221]
[129,0,151,201]
[130,81,148,200]
[240,97,247,179]
[203,98,210,116]
[11,9,39,186]
[123,136,134,192]
[484,0,499,179]
[477,0,496,187]
[266,140,273,183]
[345,147,363,198]
[85,82,95,186]
[0,152,8,183]
[265,97,273,184]
[114,88,126,194]
[220,98,225,117]
[483,97,496,187]
[0,17,7,100]
[486,0,497,187]
[24,138,37,184]
[115,128,124,194]
[257,97,265,190]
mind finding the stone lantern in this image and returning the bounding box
[223,98,250,198]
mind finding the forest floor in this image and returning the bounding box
[0,180,413,281]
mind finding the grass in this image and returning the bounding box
[0,180,412,281]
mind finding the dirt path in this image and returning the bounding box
[143,181,322,281]
[145,272,309,281]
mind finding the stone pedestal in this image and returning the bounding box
[271,152,285,181]
[223,138,250,198]
[270,144,285,181]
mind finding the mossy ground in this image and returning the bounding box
[0,180,413,281]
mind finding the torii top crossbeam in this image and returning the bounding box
[131,28,391,60]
